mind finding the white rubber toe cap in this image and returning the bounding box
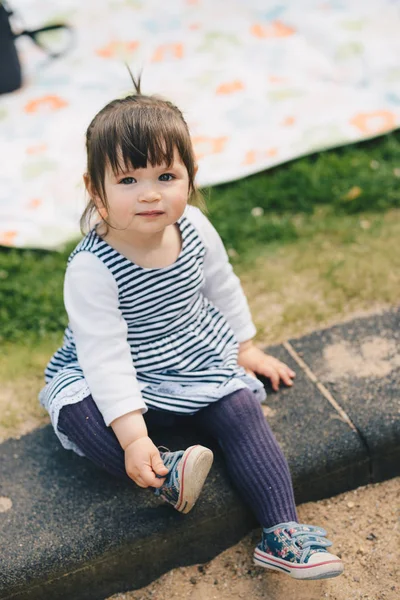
[307,551,342,566]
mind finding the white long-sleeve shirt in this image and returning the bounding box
[62,205,256,425]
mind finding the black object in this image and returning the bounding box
[0,1,71,94]
[0,2,21,93]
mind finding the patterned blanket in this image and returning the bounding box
[1,0,399,248]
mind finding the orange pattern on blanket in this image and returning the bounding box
[26,144,47,155]
[24,95,68,114]
[350,110,396,135]
[251,21,296,39]
[192,136,228,160]
[268,75,287,84]
[266,147,278,157]
[96,40,139,58]
[242,148,278,165]
[243,151,257,165]
[216,80,245,95]
[152,43,184,62]
[0,231,17,246]
[282,116,296,126]
[27,198,42,209]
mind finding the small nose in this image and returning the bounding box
[138,186,161,203]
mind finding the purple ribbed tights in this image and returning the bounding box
[58,387,298,527]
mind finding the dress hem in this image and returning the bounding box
[39,373,267,456]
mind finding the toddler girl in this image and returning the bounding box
[39,77,343,580]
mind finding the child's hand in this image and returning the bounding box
[238,342,295,392]
[124,436,169,488]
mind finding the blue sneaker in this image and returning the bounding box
[154,445,213,514]
[254,522,344,580]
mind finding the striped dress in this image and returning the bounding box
[39,211,265,455]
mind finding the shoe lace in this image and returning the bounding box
[285,522,333,562]
[153,449,183,497]
[159,450,182,489]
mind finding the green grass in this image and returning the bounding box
[236,208,400,344]
[205,130,400,253]
[1,131,400,440]
[1,130,400,344]
[0,242,75,342]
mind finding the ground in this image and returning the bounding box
[1,133,399,600]
[109,477,399,600]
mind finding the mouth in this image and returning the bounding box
[137,211,164,216]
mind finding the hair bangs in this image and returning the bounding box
[107,107,189,175]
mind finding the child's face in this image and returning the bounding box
[98,149,191,236]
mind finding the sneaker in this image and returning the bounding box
[254,521,344,580]
[154,445,214,514]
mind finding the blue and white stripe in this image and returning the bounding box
[40,214,264,440]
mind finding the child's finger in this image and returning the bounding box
[151,454,169,477]
[278,367,294,387]
[272,358,295,379]
[267,368,280,391]
[140,464,160,487]
[282,364,296,378]
[152,478,165,489]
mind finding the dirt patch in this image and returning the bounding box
[323,337,400,380]
[0,381,49,444]
[0,496,13,513]
[0,338,56,442]
[109,477,399,600]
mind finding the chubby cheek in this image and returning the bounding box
[169,186,189,216]
[109,197,133,222]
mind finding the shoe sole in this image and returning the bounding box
[253,548,344,580]
[175,445,214,514]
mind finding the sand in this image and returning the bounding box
[109,477,399,600]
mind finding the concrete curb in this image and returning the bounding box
[0,307,399,600]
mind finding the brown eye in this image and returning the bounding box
[159,173,174,181]
[120,177,135,184]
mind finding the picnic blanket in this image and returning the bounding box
[1,0,400,249]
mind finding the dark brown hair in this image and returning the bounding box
[80,72,204,234]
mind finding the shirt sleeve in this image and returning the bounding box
[186,206,257,342]
[64,251,147,426]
